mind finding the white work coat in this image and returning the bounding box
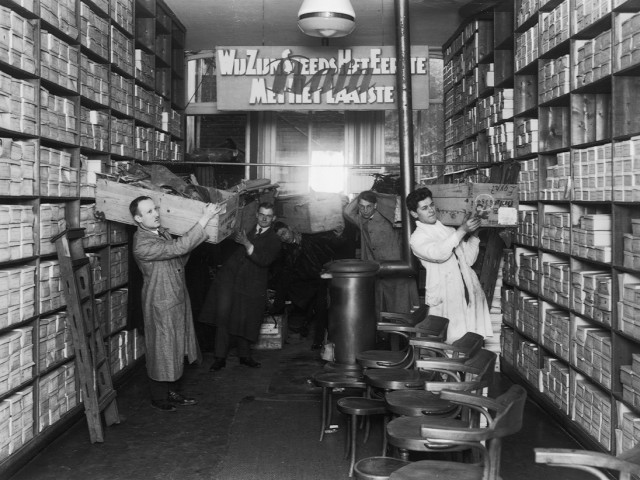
[409,220,493,343]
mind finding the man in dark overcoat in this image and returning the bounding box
[130,196,221,412]
[209,202,281,371]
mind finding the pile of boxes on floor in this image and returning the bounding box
[254,291,287,350]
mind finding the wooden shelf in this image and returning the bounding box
[0,0,185,474]
[443,0,640,455]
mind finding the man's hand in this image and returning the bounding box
[204,203,223,219]
[198,203,223,227]
[233,229,251,247]
[458,211,481,234]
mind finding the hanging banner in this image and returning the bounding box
[215,45,430,111]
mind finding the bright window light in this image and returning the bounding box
[309,151,345,193]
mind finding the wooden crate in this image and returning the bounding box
[95,178,239,243]
[274,192,345,233]
[428,183,519,227]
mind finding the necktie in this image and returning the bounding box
[256,227,263,236]
[453,250,470,305]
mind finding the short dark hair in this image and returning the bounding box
[357,190,377,204]
[258,201,275,212]
[406,187,433,212]
[129,196,152,218]
[272,221,289,233]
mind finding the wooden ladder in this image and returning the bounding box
[52,228,120,443]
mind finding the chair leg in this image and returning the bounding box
[349,414,358,477]
[381,415,389,456]
[327,390,334,433]
[343,414,351,459]
[363,415,371,443]
[320,387,328,441]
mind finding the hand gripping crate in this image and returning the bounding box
[95,178,240,243]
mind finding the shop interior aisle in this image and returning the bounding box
[9,338,585,480]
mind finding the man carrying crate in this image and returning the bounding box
[130,196,222,412]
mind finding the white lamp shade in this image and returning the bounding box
[297,0,356,38]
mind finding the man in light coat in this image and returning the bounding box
[344,190,419,317]
[130,196,221,412]
[406,187,493,343]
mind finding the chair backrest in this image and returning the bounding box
[480,384,527,480]
[379,304,428,327]
[451,332,484,359]
[414,315,449,341]
[535,444,640,480]
[489,384,527,438]
[463,348,497,386]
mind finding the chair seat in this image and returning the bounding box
[313,372,366,390]
[387,416,469,452]
[364,369,425,390]
[354,456,412,480]
[337,397,388,416]
[357,350,408,368]
[385,390,458,417]
[390,459,483,480]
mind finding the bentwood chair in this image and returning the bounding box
[363,315,450,397]
[385,348,497,419]
[356,308,444,370]
[535,444,640,480]
[313,372,366,441]
[386,384,527,480]
[409,331,484,363]
[337,396,389,477]
[384,349,497,463]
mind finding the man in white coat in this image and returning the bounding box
[405,187,493,343]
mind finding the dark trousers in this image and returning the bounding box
[214,323,252,359]
[148,378,181,402]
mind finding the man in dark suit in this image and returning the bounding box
[208,202,281,370]
[271,221,348,349]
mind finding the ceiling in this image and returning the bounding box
[163,0,495,53]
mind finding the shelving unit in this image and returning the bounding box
[0,0,187,476]
[443,0,640,457]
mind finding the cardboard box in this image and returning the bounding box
[274,192,345,233]
[253,313,287,350]
[95,178,239,244]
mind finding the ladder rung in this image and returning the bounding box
[51,227,86,243]
[98,390,118,411]
[73,257,90,269]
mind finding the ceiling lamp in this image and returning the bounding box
[297,0,356,38]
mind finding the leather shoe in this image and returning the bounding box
[210,358,226,371]
[151,400,177,412]
[168,391,198,406]
[239,357,261,368]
